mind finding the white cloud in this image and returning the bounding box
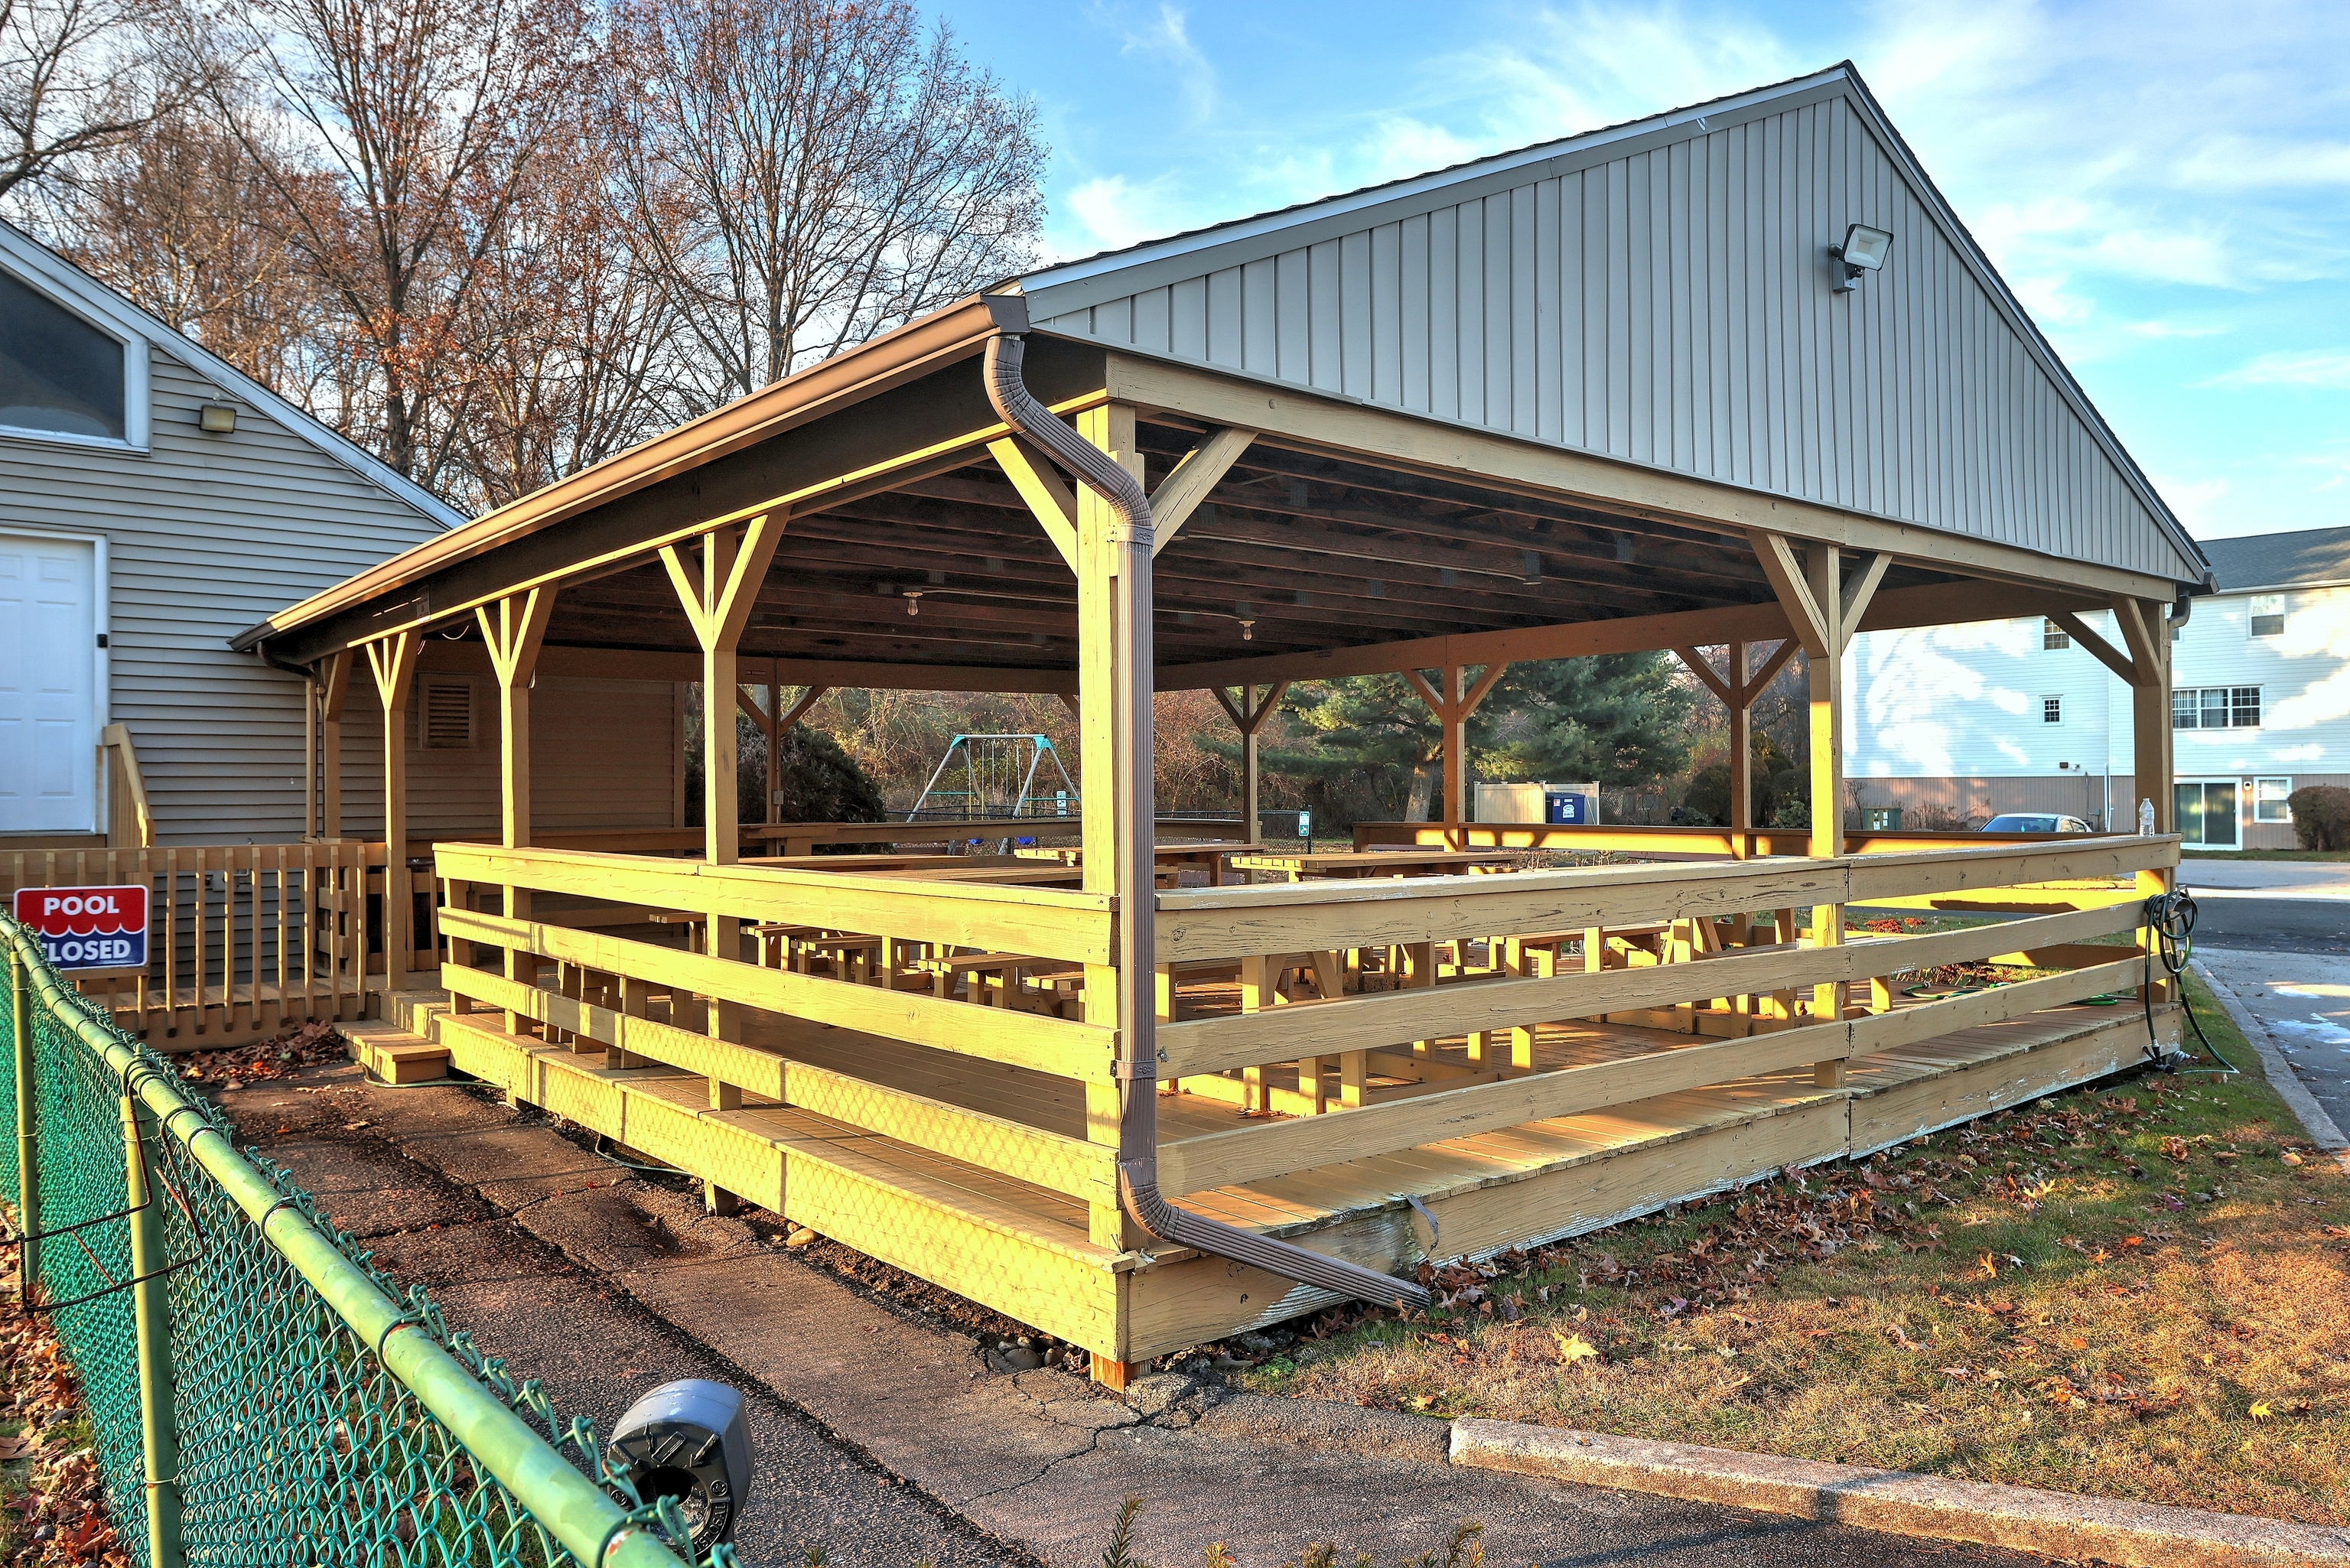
[1118,5,1216,125]
[1062,174,1177,254]
[2127,320,2226,339]
[2208,352,2350,390]
[2147,473,2229,530]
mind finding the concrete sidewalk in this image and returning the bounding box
[228,1063,2039,1567]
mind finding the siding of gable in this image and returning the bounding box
[0,348,453,844]
[1036,93,2192,584]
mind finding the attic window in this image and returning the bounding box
[0,268,127,442]
[2042,619,2069,650]
[422,682,474,749]
[2250,594,2284,636]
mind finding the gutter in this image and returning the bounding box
[981,293,1432,1316]
[229,295,1007,655]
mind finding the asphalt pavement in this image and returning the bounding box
[2176,857,2350,954]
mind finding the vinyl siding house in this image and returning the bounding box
[1847,526,2350,848]
[0,221,684,851]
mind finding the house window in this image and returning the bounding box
[2250,594,2285,636]
[422,682,474,748]
[2173,685,2261,729]
[0,268,127,441]
[2255,777,2293,823]
[2042,695,2062,724]
[2042,618,2069,649]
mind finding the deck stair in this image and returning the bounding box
[345,1017,451,1084]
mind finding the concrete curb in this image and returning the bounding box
[1451,1418,2350,1566]
[2193,955,2350,1150]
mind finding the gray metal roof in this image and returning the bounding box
[2198,526,2350,593]
[1014,63,2208,589]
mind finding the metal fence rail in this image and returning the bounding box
[2,912,719,1568]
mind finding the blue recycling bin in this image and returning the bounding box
[1544,791,1590,825]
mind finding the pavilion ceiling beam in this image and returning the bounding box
[2052,609,2140,686]
[1148,427,1255,555]
[1838,552,1893,649]
[1108,352,2189,605]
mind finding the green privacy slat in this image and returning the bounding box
[2,916,724,1568]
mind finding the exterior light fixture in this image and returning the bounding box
[903,590,923,616]
[1831,224,1893,292]
[197,402,236,433]
[1238,619,1255,642]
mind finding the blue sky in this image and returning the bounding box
[944,0,2350,542]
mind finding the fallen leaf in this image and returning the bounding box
[2282,1151,2304,1166]
[342,1120,371,1130]
[1553,1331,1600,1368]
[2121,1237,2143,1248]
[2251,1400,2274,1420]
[1977,1251,1998,1279]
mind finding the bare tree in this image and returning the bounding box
[207,0,588,487]
[445,103,680,509]
[35,111,337,401]
[604,0,1044,409]
[0,0,190,199]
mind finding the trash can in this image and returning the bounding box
[1543,791,1591,825]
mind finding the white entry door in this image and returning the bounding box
[0,534,99,834]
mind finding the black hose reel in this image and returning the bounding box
[605,1379,753,1551]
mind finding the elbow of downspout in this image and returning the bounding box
[981,297,1431,1315]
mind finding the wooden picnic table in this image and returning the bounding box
[1225,849,1519,881]
[1014,841,1251,885]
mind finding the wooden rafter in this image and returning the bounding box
[1752,531,1830,659]
[2107,596,2163,688]
[1838,552,1893,647]
[985,436,1079,570]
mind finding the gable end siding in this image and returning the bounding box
[1034,93,2188,583]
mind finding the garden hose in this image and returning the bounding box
[2142,887,2235,1075]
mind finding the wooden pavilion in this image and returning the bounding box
[232,66,2206,1383]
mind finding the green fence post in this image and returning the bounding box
[9,945,32,1299]
[121,1092,184,1568]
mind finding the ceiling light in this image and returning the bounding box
[1238,620,1255,642]
[1831,223,1893,292]
[904,590,923,617]
[1520,551,1544,586]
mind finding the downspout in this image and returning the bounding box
[981,297,1430,1313]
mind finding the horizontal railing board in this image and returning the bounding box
[1155,837,2170,962]
[439,906,1115,1083]
[1156,901,2144,1076]
[1157,955,2152,1196]
[435,843,1115,964]
[443,963,1113,1202]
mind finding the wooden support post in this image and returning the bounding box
[660,516,787,1211]
[477,589,555,1036]
[1071,404,1141,1251]
[1216,682,1288,846]
[317,649,350,839]
[1403,662,1509,849]
[1727,642,1751,856]
[363,631,418,1000]
[2114,596,2176,839]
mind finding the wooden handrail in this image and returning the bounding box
[99,724,152,848]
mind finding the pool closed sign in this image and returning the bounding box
[12,885,148,971]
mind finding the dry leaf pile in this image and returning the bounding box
[178,1020,348,1088]
[0,1248,129,1566]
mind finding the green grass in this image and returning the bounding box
[1254,974,2350,1525]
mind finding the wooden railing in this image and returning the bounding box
[1149,834,2171,1195]
[1,841,386,1048]
[1353,821,2137,855]
[428,834,2173,1237]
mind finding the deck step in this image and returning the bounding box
[344,1020,451,1084]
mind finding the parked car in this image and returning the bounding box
[1982,814,2095,834]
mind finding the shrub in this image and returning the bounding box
[2287,785,2350,851]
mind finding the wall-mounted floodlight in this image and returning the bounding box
[1831,224,1894,292]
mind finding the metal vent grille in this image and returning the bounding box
[423,681,474,749]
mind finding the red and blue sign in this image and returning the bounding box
[12,885,148,971]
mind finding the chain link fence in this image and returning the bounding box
[2,912,728,1568]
